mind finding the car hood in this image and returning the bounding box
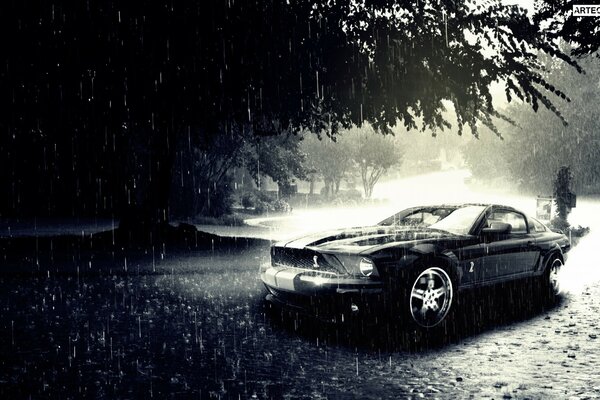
[279,225,462,254]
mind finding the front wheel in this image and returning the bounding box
[407,266,456,329]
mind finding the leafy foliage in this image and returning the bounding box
[302,133,354,196]
[302,126,402,199]
[171,127,306,217]
[0,0,592,223]
[350,127,403,198]
[170,125,249,218]
[534,0,600,57]
[245,133,308,195]
[553,166,574,227]
[464,53,600,194]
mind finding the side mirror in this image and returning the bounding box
[481,222,512,236]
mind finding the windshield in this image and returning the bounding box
[378,207,455,227]
[428,205,486,235]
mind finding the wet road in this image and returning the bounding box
[1,227,599,399]
[2,171,600,399]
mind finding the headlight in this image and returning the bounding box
[359,258,374,276]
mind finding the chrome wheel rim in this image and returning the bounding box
[549,259,562,295]
[409,267,453,328]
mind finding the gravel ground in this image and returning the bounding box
[0,228,599,400]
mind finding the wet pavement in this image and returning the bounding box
[0,226,599,399]
[2,171,600,399]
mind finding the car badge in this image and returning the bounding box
[313,255,320,269]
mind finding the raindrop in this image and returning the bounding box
[316,71,319,98]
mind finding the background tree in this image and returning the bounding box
[246,132,308,198]
[171,126,308,218]
[553,166,575,230]
[350,127,403,199]
[301,133,354,197]
[392,120,468,175]
[463,51,600,194]
[171,125,251,218]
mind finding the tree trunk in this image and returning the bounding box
[364,184,372,199]
[362,175,370,199]
[323,179,333,197]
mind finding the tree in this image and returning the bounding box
[245,132,308,198]
[171,125,251,218]
[302,133,354,197]
[1,0,588,230]
[535,0,600,57]
[171,126,308,218]
[350,127,402,199]
[464,51,600,194]
[553,166,574,230]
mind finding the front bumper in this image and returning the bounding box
[261,266,384,322]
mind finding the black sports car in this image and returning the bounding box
[261,204,570,329]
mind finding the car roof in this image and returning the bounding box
[410,203,525,214]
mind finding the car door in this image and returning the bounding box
[455,240,489,286]
[477,209,539,281]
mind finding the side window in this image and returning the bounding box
[403,212,426,224]
[530,218,547,233]
[403,211,442,226]
[487,210,528,234]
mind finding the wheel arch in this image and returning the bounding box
[408,252,461,281]
[542,248,564,273]
[373,247,460,283]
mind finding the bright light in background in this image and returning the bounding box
[557,202,600,295]
[247,168,600,296]
[249,169,542,240]
[557,231,600,295]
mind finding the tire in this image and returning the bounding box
[402,264,458,331]
[541,255,563,305]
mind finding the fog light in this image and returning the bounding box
[350,303,359,313]
[359,258,374,276]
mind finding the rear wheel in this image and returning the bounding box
[542,256,563,304]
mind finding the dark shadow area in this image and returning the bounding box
[263,278,564,353]
[0,223,271,276]
[0,241,568,400]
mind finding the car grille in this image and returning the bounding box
[271,247,345,274]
